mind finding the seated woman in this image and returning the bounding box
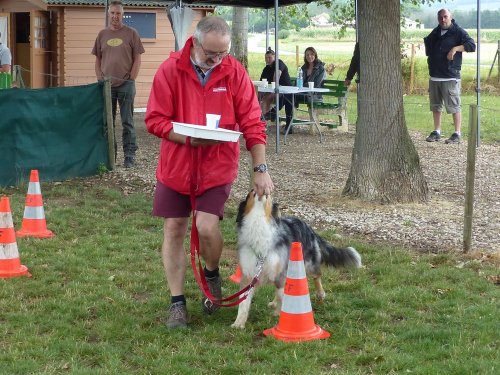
[259,47,294,133]
[295,46,326,107]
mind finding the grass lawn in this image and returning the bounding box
[1,31,498,375]
[1,182,499,374]
[345,94,500,143]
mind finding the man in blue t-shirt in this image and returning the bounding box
[0,32,12,73]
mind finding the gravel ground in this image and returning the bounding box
[109,114,499,255]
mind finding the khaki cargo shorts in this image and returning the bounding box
[429,79,461,114]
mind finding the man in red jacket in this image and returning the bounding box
[145,16,274,329]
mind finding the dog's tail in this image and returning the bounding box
[320,241,362,268]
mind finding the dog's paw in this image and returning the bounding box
[316,291,326,302]
[231,321,246,329]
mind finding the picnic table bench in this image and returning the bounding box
[287,78,349,133]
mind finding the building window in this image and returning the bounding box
[34,16,48,48]
[123,12,156,39]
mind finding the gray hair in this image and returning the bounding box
[108,0,123,11]
[193,16,230,44]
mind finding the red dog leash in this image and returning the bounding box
[188,142,260,307]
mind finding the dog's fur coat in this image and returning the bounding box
[231,191,361,329]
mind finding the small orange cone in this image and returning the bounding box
[229,264,242,284]
[16,170,54,239]
[0,196,31,278]
[263,242,330,342]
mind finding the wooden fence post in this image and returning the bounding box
[463,104,478,253]
[103,79,115,170]
[296,45,300,69]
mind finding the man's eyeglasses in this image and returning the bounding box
[198,43,229,60]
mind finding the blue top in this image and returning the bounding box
[424,20,476,79]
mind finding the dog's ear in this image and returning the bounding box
[272,203,281,219]
[236,199,246,225]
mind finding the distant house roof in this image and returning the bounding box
[311,13,332,27]
[43,1,213,8]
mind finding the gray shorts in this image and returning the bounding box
[428,79,461,114]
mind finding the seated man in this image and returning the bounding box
[259,48,294,133]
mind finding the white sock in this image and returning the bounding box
[435,129,441,135]
[455,131,461,136]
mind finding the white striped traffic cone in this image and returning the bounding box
[0,196,31,278]
[263,242,330,342]
[16,170,54,238]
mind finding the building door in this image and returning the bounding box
[15,12,31,87]
[30,10,49,88]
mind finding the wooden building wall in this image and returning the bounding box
[62,6,204,108]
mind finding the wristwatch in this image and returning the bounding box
[253,164,268,173]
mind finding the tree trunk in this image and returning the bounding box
[231,7,249,70]
[342,0,428,203]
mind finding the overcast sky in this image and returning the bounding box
[426,0,500,11]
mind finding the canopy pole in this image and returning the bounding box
[274,0,280,153]
[266,9,270,51]
[105,0,109,27]
[476,0,481,147]
[355,0,358,42]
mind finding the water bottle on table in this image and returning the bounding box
[296,68,303,88]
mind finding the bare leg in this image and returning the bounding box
[261,93,273,115]
[432,111,442,132]
[162,218,189,296]
[452,111,462,133]
[195,211,223,271]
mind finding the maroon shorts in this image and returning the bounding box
[152,180,231,219]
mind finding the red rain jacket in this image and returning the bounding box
[145,37,266,195]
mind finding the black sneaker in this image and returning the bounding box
[166,302,188,329]
[445,132,461,144]
[124,156,135,168]
[201,276,222,315]
[426,131,441,142]
[281,125,293,135]
[264,107,278,121]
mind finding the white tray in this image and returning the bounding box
[173,122,242,142]
[252,80,268,87]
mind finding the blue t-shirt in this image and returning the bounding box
[0,43,12,67]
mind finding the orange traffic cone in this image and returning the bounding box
[229,264,242,284]
[16,170,54,239]
[0,196,31,278]
[263,242,330,342]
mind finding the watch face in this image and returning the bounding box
[254,164,267,173]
